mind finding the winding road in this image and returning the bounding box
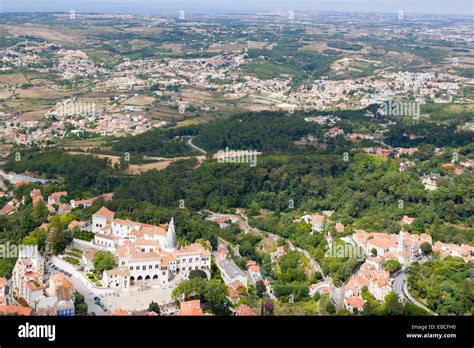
[235,210,346,309]
[393,270,438,316]
[185,136,207,155]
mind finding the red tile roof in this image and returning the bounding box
[0,304,32,316]
[94,207,114,218]
[236,304,257,316]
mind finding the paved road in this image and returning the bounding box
[393,270,437,315]
[0,178,7,191]
[235,210,351,310]
[237,211,325,276]
[393,271,407,300]
[185,136,207,155]
[235,211,348,305]
[0,169,48,184]
[287,239,325,277]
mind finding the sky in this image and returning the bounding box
[0,0,473,16]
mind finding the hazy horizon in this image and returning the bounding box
[1,0,473,16]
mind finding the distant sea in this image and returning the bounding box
[0,0,472,16]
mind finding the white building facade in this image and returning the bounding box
[91,208,212,291]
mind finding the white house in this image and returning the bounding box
[92,207,115,233]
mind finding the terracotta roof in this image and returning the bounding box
[383,252,397,259]
[130,229,143,237]
[95,233,116,241]
[376,277,390,287]
[248,264,260,273]
[230,280,246,291]
[112,309,129,316]
[134,238,161,246]
[140,224,167,237]
[160,252,176,264]
[0,304,32,316]
[345,296,364,308]
[50,272,74,290]
[94,207,114,218]
[50,191,67,197]
[59,203,70,211]
[83,250,96,260]
[345,275,369,290]
[114,218,140,228]
[72,198,95,205]
[15,181,29,188]
[176,243,211,256]
[312,214,326,223]
[129,251,161,261]
[179,300,206,316]
[68,220,80,229]
[106,268,130,277]
[367,238,394,250]
[236,304,257,316]
[367,256,384,264]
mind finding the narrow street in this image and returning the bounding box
[45,261,105,315]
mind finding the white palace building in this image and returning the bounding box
[91,207,211,291]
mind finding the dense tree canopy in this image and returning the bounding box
[407,256,473,315]
[93,251,117,274]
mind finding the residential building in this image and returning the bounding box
[0,277,6,304]
[70,198,95,209]
[81,250,96,272]
[178,300,212,316]
[11,253,45,307]
[301,214,327,232]
[344,296,364,313]
[421,173,440,191]
[48,191,68,206]
[247,260,262,284]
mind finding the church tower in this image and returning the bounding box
[165,217,177,251]
[398,230,405,253]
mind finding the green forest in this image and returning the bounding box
[407,256,473,315]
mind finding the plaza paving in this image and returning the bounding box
[102,285,174,312]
